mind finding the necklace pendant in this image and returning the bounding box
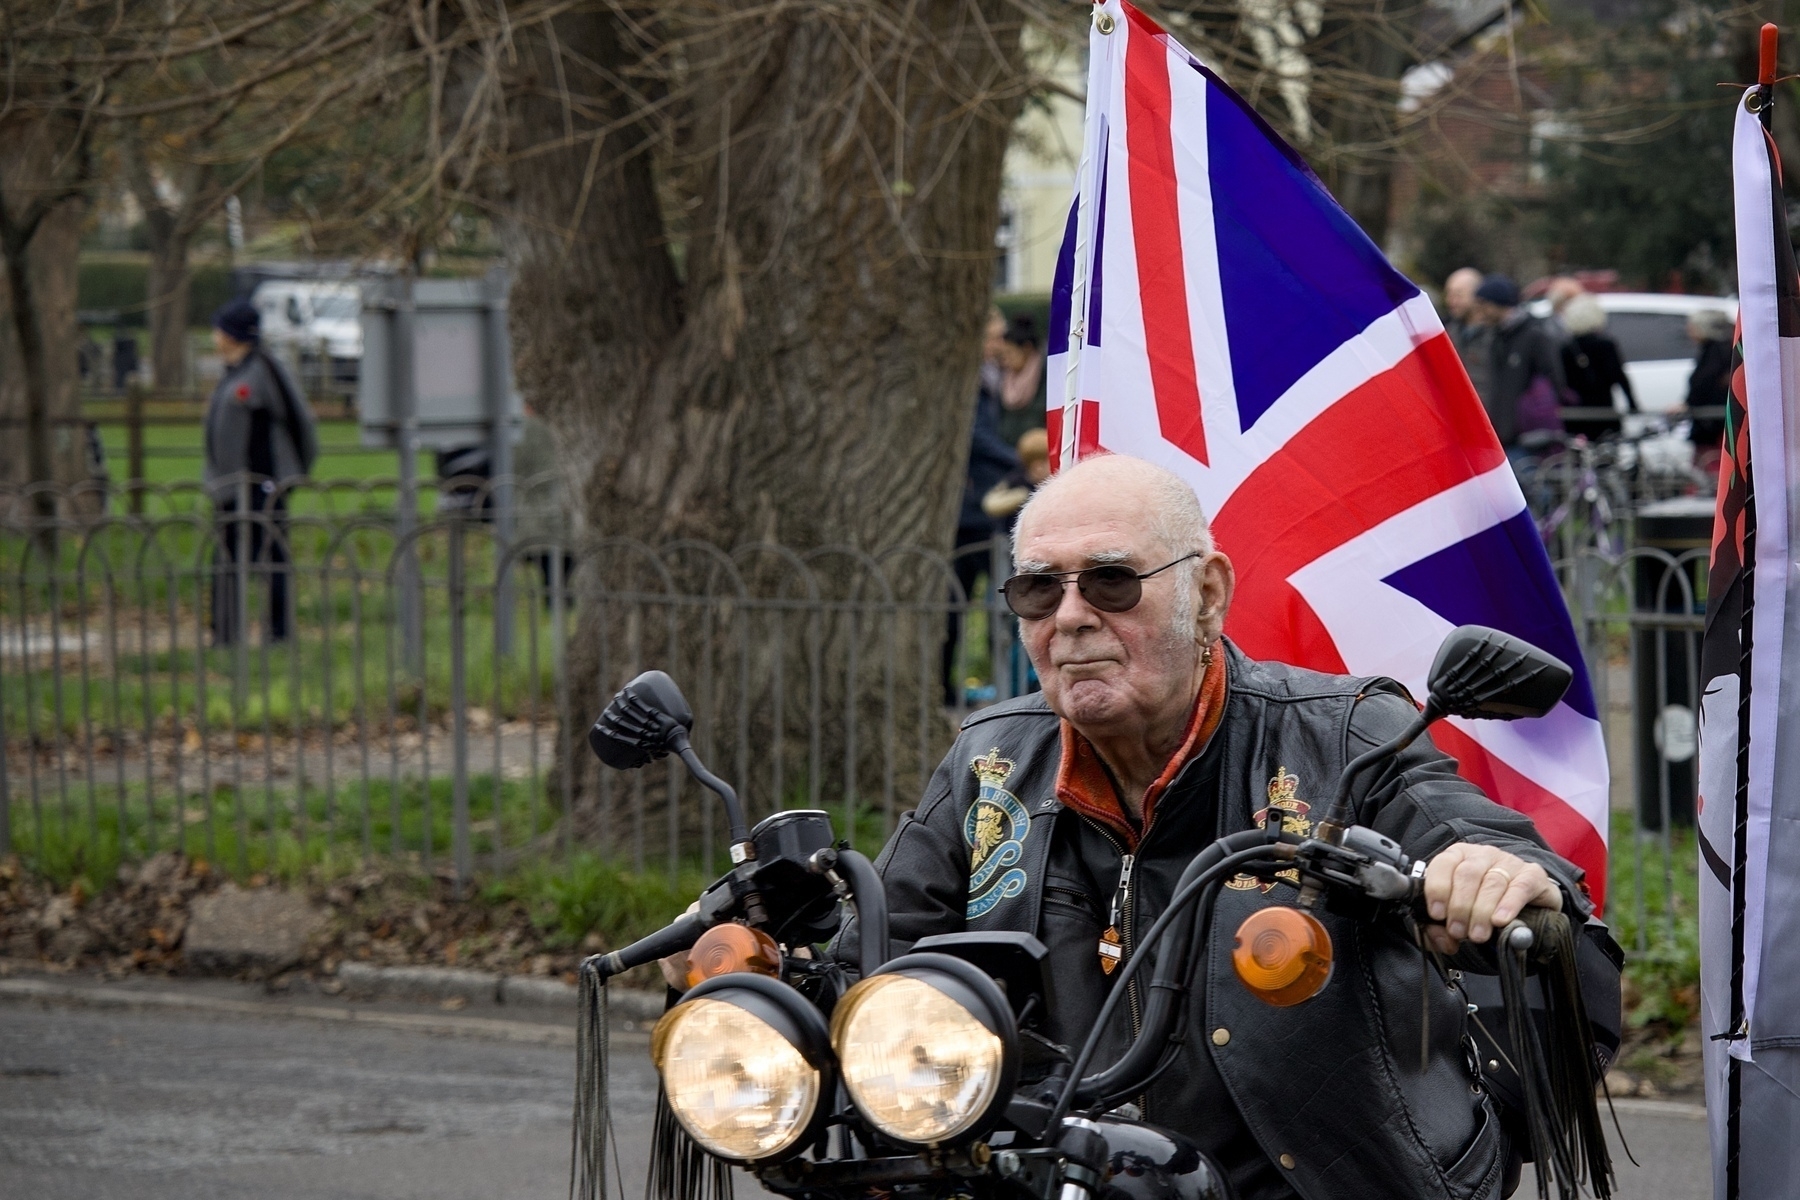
[1098,926,1123,975]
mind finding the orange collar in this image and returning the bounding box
[1053,649,1228,850]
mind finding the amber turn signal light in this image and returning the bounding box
[686,922,781,989]
[1232,907,1333,1007]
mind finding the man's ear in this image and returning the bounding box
[1195,552,1235,645]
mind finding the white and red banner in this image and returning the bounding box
[1047,0,1609,900]
[1697,49,1800,1197]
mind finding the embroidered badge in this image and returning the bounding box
[964,749,1029,920]
[1226,767,1312,892]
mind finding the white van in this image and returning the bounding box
[250,280,363,386]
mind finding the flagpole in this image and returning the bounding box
[1059,2,1113,468]
[1725,25,1778,1199]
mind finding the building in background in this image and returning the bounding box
[993,38,1085,299]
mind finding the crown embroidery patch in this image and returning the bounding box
[964,749,1029,919]
[1226,766,1312,893]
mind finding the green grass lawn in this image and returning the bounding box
[1607,809,1700,1034]
[9,770,567,892]
[1,530,569,741]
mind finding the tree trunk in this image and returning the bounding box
[0,113,90,505]
[504,4,1028,842]
[1309,4,1420,249]
[146,230,194,392]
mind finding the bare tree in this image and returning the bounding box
[0,7,108,504]
[0,1,397,492]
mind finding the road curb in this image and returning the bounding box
[332,963,664,1020]
[0,975,665,1045]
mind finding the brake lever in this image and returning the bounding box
[1288,825,1418,907]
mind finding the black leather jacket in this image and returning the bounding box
[846,641,1589,1200]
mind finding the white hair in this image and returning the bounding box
[1561,293,1606,337]
[1012,453,1215,630]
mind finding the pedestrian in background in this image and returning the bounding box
[112,330,140,392]
[1544,276,1585,338]
[943,309,1020,707]
[204,299,319,646]
[981,427,1051,524]
[1442,267,1492,404]
[512,401,575,605]
[1559,292,1636,440]
[1685,308,1735,472]
[1471,274,1567,460]
[995,313,1046,448]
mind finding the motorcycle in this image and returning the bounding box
[570,626,1619,1200]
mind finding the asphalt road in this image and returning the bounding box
[0,979,1710,1200]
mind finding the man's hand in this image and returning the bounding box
[657,901,701,990]
[1421,842,1562,955]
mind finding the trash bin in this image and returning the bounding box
[1633,496,1712,830]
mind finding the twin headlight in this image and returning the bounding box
[651,953,1019,1163]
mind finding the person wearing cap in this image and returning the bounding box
[204,298,319,645]
[1469,274,1567,457]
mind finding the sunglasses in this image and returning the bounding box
[999,553,1201,620]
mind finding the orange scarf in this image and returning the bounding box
[1053,648,1227,850]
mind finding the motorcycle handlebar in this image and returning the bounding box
[591,910,711,982]
[826,849,888,980]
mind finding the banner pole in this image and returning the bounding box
[1059,3,1112,468]
[1725,27,1779,1198]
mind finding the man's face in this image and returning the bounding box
[983,315,1008,363]
[1013,468,1230,738]
[1444,271,1479,320]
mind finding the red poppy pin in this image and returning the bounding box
[235,383,251,402]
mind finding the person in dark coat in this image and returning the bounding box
[943,310,1021,706]
[1471,274,1567,458]
[1558,292,1637,440]
[1685,309,1734,471]
[204,299,319,645]
[112,332,140,391]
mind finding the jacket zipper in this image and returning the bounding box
[1085,820,1143,1039]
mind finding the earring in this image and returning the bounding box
[1200,642,1214,670]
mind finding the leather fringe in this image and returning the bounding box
[570,957,609,1200]
[647,1084,735,1200]
[1499,910,1614,1200]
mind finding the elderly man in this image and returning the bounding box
[1443,266,1493,408]
[857,454,1584,1200]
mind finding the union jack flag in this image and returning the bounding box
[1046,0,1609,903]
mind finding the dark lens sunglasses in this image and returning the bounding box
[999,553,1201,620]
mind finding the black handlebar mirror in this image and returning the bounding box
[587,670,695,769]
[1426,625,1571,721]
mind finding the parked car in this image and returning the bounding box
[1531,291,1738,417]
[250,280,363,390]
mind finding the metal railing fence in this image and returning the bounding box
[0,476,1016,892]
[0,478,1701,958]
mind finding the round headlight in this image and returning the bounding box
[651,977,830,1163]
[830,958,1016,1146]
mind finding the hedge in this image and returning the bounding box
[78,259,235,329]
